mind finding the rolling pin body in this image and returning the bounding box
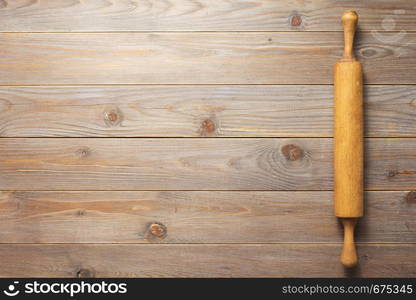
[334,61,363,218]
[334,11,363,267]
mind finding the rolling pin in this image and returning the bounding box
[334,11,363,268]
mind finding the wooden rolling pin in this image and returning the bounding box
[334,11,363,268]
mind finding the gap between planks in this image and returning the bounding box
[0,243,415,245]
[1,83,416,86]
[1,137,336,139]
[0,189,413,192]
[0,31,413,34]
[1,137,416,139]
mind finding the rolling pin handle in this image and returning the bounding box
[340,218,358,268]
[342,11,358,61]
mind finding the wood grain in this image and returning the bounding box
[0,191,414,243]
[0,85,415,137]
[0,243,414,277]
[1,32,416,84]
[0,0,415,32]
[1,0,413,278]
[0,138,415,191]
[334,62,364,217]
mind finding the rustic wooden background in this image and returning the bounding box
[0,0,415,277]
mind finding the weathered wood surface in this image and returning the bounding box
[0,244,414,278]
[1,138,415,191]
[1,33,416,84]
[0,191,414,243]
[0,85,415,137]
[0,0,414,278]
[0,0,415,32]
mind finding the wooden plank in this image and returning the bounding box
[0,138,415,191]
[1,85,415,137]
[0,0,415,32]
[1,32,416,85]
[0,244,414,277]
[0,191,414,243]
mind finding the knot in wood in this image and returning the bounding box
[387,170,398,178]
[200,119,216,135]
[106,111,118,122]
[76,147,91,158]
[77,268,95,278]
[405,191,416,204]
[290,14,302,27]
[361,49,376,58]
[281,144,304,161]
[104,108,122,127]
[149,223,167,239]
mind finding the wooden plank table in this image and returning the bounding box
[0,0,415,277]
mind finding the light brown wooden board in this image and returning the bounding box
[0,244,414,277]
[0,191,414,243]
[0,0,415,32]
[1,33,416,84]
[0,85,415,137]
[1,138,415,191]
